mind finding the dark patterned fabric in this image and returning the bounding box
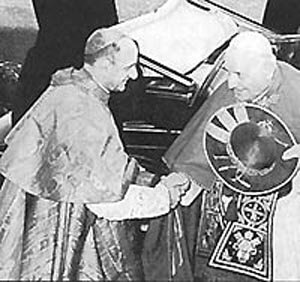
[158,61,300,281]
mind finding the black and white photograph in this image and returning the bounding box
[0,0,300,281]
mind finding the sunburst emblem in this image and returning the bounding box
[203,103,298,196]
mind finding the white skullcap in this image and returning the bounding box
[84,28,126,55]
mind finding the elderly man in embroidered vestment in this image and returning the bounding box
[143,31,300,281]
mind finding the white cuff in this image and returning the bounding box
[180,179,203,206]
[87,183,170,220]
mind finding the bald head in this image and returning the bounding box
[226,31,274,59]
[224,32,277,102]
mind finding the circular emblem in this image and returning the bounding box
[204,103,298,195]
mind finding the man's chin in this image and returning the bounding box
[114,80,128,92]
[117,86,126,93]
[111,84,126,93]
[233,90,250,102]
[234,93,245,102]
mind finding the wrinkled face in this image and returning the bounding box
[224,49,272,102]
[104,38,139,92]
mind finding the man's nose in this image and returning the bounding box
[129,66,138,80]
[227,73,238,89]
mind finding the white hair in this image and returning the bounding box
[228,31,274,58]
[225,31,277,81]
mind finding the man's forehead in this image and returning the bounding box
[225,32,273,69]
[117,38,139,66]
[225,47,255,71]
[230,32,272,54]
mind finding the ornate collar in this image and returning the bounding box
[51,67,111,106]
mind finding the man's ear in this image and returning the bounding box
[263,55,276,81]
[102,53,116,67]
[95,55,112,71]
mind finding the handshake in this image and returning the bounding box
[87,171,202,221]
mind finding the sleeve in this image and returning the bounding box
[0,87,128,204]
[86,182,171,220]
[180,179,203,206]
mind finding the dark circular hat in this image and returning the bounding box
[204,103,298,195]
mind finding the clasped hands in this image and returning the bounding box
[86,172,192,220]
